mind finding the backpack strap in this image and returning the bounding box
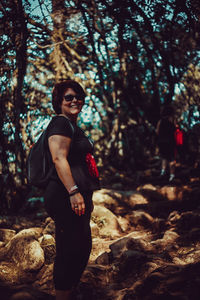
[58,114,75,135]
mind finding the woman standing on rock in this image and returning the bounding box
[43,80,100,300]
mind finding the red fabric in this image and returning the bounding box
[175,128,183,145]
[85,153,99,178]
[30,143,35,149]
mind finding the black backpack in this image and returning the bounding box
[26,115,74,188]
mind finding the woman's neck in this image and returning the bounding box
[59,113,77,124]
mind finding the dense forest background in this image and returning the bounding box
[0,0,200,211]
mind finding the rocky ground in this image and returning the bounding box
[0,161,200,300]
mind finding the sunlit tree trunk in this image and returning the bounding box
[51,0,67,81]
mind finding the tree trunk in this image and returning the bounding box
[12,0,28,184]
[51,0,67,80]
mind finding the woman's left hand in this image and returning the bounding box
[70,192,85,216]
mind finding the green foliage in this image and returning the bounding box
[174,64,200,127]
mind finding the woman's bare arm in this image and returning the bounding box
[48,135,75,191]
[48,135,85,216]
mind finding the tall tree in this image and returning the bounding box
[0,0,28,209]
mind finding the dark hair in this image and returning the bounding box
[52,80,86,114]
[161,105,175,117]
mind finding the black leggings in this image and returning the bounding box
[44,180,92,290]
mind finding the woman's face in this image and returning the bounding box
[60,88,84,117]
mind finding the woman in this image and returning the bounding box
[156,106,176,182]
[44,80,100,300]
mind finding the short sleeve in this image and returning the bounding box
[47,116,74,139]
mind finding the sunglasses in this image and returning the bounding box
[63,94,85,102]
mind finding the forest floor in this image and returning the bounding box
[0,158,200,300]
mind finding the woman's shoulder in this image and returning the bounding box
[47,115,74,138]
[50,115,74,127]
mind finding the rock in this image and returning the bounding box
[0,285,55,300]
[126,192,148,208]
[152,218,167,232]
[108,288,128,300]
[176,212,200,231]
[92,205,122,238]
[126,237,154,252]
[39,234,56,264]
[90,221,100,237]
[120,249,146,262]
[126,211,154,229]
[138,188,165,203]
[93,189,150,214]
[118,249,147,277]
[137,184,157,191]
[95,251,110,265]
[0,229,16,243]
[0,262,21,284]
[92,189,120,207]
[0,241,5,248]
[0,228,40,260]
[39,234,55,247]
[145,261,162,273]
[167,210,181,224]
[151,230,179,250]
[85,264,109,279]
[93,189,150,216]
[0,216,13,228]
[158,186,189,201]
[42,218,55,236]
[0,228,45,272]
[162,230,179,242]
[0,182,199,300]
[109,237,131,259]
[10,291,36,300]
[109,231,153,261]
[0,261,36,285]
[14,240,45,272]
[33,264,54,295]
[90,237,112,262]
[184,250,200,264]
[117,216,130,232]
[133,262,200,300]
[172,257,186,265]
[12,227,43,240]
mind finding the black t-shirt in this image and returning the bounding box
[46,115,100,192]
[158,118,176,144]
